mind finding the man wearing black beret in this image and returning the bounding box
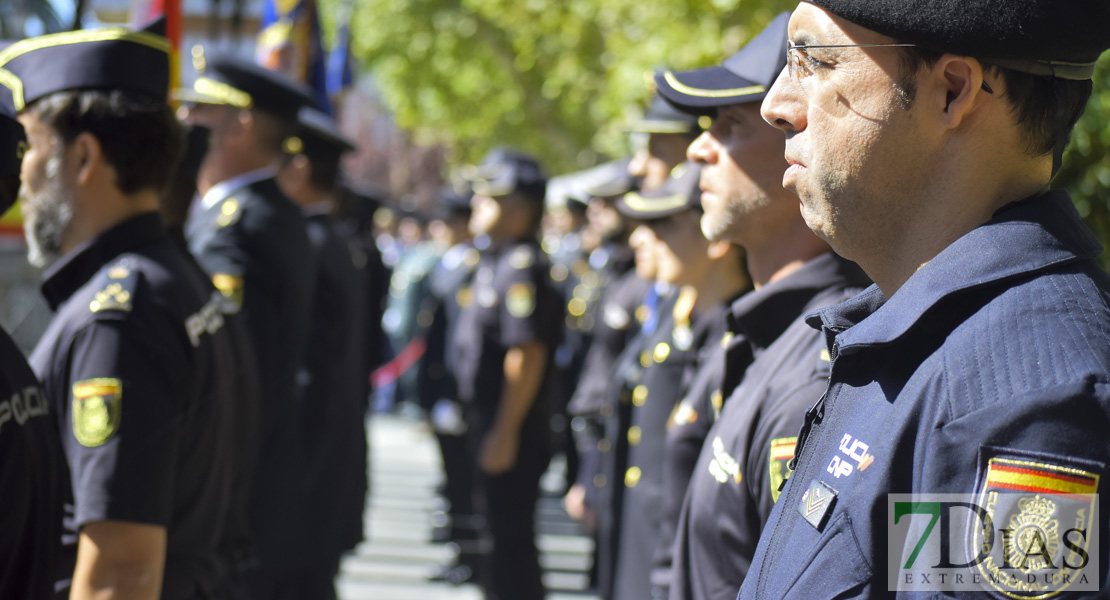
[0,96,65,600]
[180,54,318,597]
[748,1,1110,598]
[2,20,240,600]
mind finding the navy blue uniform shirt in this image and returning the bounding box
[740,192,1110,600]
[32,213,237,599]
[187,174,314,570]
[300,209,368,559]
[0,328,64,600]
[452,239,560,430]
[671,252,867,600]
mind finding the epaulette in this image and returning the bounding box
[88,258,141,316]
[217,196,242,227]
[508,246,536,270]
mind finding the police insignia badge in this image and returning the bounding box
[89,260,137,313]
[770,437,797,502]
[72,378,123,447]
[973,453,1100,599]
[216,197,241,227]
[211,273,244,311]
[506,283,535,318]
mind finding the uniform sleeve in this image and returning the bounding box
[496,256,555,349]
[62,319,189,529]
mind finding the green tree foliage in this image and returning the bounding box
[327,1,1109,257]
[321,0,795,173]
[1057,54,1110,268]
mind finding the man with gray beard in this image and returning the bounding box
[2,19,240,600]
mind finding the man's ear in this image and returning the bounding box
[70,131,103,187]
[932,54,990,129]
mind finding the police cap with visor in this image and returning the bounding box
[616,161,701,221]
[0,17,170,111]
[655,13,790,114]
[177,53,317,120]
[465,147,547,201]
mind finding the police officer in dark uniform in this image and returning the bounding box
[452,148,559,600]
[595,87,705,600]
[334,182,390,384]
[178,55,317,596]
[609,164,750,600]
[743,2,1110,598]
[647,16,870,600]
[420,185,484,572]
[564,159,644,534]
[0,90,65,600]
[5,20,238,599]
[163,121,264,599]
[275,107,368,599]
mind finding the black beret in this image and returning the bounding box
[617,162,701,220]
[0,18,170,111]
[656,13,790,114]
[285,107,355,161]
[626,85,704,134]
[0,103,25,182]
[464,147,547,199]
[177,53,317,119]
[806,0,1110,79]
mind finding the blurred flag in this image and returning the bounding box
[130,0,182,95]
[326,0,355,102]
[256,0,331,113]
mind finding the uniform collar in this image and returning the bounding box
[729,251,866,350]
[41,212,167,311]
[810,190,1103,350]
[200,166,276,210]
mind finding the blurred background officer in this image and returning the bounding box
[0,95,64,600]
[563,160,642,527]
[452,148,559,600]
[652,15,867,600]
[610,164,749,600]
[593,83,702,598]
[626,79,704,192]
[744,2,1110,598]
[178,54,317,596]
[420,184,485,583]
[275,107,368,600]
[6,20,239,600]
[161,121,264,595]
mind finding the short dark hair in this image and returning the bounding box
[896,47,1093,157]
[28,90,184,195]
[306,154,342,192]
[252,110,297,157]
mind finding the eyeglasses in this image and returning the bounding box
[786,41,994,94]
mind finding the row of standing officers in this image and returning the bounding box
[5,0,1110,598]
[0,17,385,600]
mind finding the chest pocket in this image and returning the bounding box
[777,512,873,600]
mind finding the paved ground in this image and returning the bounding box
[337,413,600,600]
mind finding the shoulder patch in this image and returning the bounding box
[769,437,798,502]
[89,260,139,314]
[211,273,244,312]
[973,449,1101,597]
[509,247,535,270]
[72,378,123,447]
[217,197,242,227]
[506,282,536,318]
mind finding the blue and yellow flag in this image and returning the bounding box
[256,0,330,113]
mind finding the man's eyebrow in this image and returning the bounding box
[791,31,820,46]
